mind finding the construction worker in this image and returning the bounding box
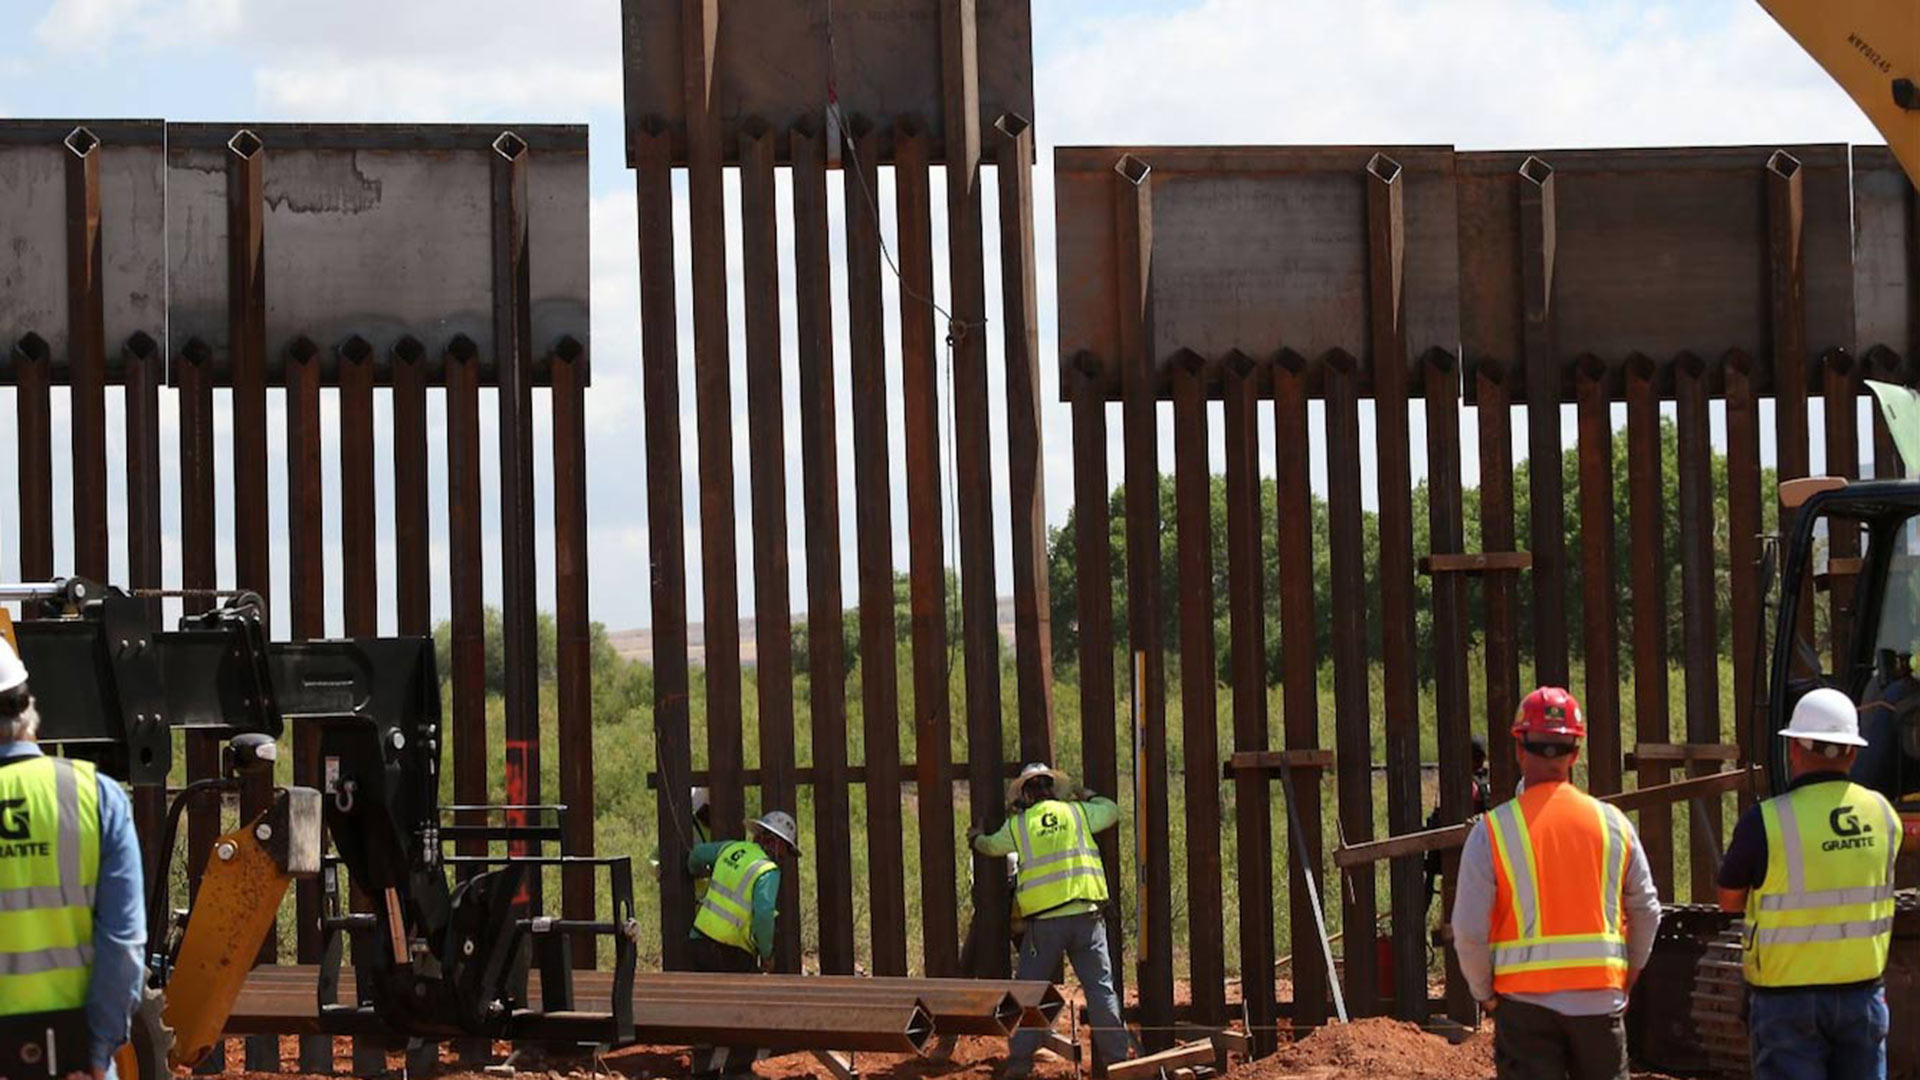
[0,637,146,1080]
[1451,687,1661,1080]
[971,763,1132,1078]
[685,810,800,1079]
[1427,734,1491,908]
[1717,688,1916,1080]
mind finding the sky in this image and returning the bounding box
[0,0,1889,636]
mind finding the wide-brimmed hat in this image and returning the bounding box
[1006,762,1067,807]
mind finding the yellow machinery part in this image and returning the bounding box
[1758,0,1920,183]
[162,810,295,1071]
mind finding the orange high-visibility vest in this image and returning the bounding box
[1485,781,1635,995]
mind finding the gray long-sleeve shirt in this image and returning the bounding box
[1450,788,1661,1017]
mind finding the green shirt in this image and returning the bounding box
[972,796,1120,919]
[687,840,780,959]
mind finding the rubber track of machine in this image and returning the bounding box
[1688,927,1749,1079]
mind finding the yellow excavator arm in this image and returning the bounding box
[1759,0,1920,182]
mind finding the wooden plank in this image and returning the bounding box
[1171,353,1224,1024]
[634,125,695,968]
[16,326,51,579]
[739,119,801,973]
[1631,743,1742,763]
[680,0,745,838]
[1675,353,1722,903]
[843,117,908,977]
[1071,360,1124,1003]
[1106,1040,1217,1080]
[1334,767,1764,868]
[1324,350,1377,1015]
[1575,356,1621,795]
[895,119,957,977]
[790,121,854,975]
[1221,355,1272,1045]
[1724,350,1763,807]
[997,113,1054,764]
[1367,156,1425,1020]
[1223,749,1337,776]
[646,759,1024,788]
[1111,150,1173,1035]
[1625,354,1675,895]
[1475,360,1520,799]
[1422,350,1474,1025]
[1418,552,1531,575]
[1272,353,1326,1028]
[552,341,595,967]
[944,0,1011,981]
[1520,158,1568,686]
[65,130,108,580]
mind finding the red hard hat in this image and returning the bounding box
[1513,686,1586,739]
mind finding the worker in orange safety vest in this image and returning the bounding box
[1450,686,1662,1080]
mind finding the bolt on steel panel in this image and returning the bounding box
[165,124,588,386]
[620,0,1033,165]
[1055,145,1461,396]
[0,121,166,383]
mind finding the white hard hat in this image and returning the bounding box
[1780,687,1868,747]
[753,810,802,856]
[0,637,29,694]
[1006,762,1067,807]
[691,786,711,815]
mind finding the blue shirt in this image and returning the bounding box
[0,742,146,1072]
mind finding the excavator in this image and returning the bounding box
[0,580,638,1080]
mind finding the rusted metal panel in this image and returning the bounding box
[895,121,958,977]
[945,0,1011,982]
[1457,146,1853,395]
[1171,355,1224,1024]
[66,129,108,580]
[844,118,908,977]
[1273,354,1326,1028]
[618,0,1033,165]
[1056,146,1459,395]
[790,121,855,975]
[1111,152,1174,1036]
[165,123,588,387]
[123,332,163,609]
[1220,357,1268,1038]
[1475,362,1520,804]
[997,113,1054,764]
[552,341,596,967]
[1422,350,1474,1025]
[1725,351,1764,813]
[339,338,378,635]
[1517,157,1568,688]
[1575,356,1620,796]
[1771,153,1813,483]
[1325,352,1378,1015]
[392,337,432,635]
[1070,361,1123,1003]
[0,121,166,386]
[678,0,746,843]
[16,335,52,579]
[1852,147,1910,354]
[1824,351,1861,675]
[1367,157,1426,1020]
[739,121,802,974]
[445,337,490,876]
[286,339,326,1013]
[634,125,695,969]
[1625,355,1674,895]
[1675,354,1721,903]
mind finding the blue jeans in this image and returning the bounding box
[1749,983,1889,1080]
[1006,911,1134,1074]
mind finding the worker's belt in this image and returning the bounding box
[0,1008,89,1079]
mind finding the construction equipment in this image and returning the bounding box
[11,579,638,1079]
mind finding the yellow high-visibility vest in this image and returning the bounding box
[693,840,775,953]
[1746,780,1899,988]
[0,756,102,1015]
[1012,800,1108,918]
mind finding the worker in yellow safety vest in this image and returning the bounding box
[684,810,800,1079]
[1718,688,1919,1080]
[0,636,146,1080]
[1451,686,1662,1080]
[971,763,1133,1078]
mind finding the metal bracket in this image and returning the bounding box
[810,1050,857,1080]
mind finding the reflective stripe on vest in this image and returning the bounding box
[692,841,775,952]
[1012,801,1108,917]
[1485,782,1631,994]
[0,756,102,1017]
[1745,781,1897,988]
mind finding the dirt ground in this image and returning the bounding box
[209,1016,1687,1080]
